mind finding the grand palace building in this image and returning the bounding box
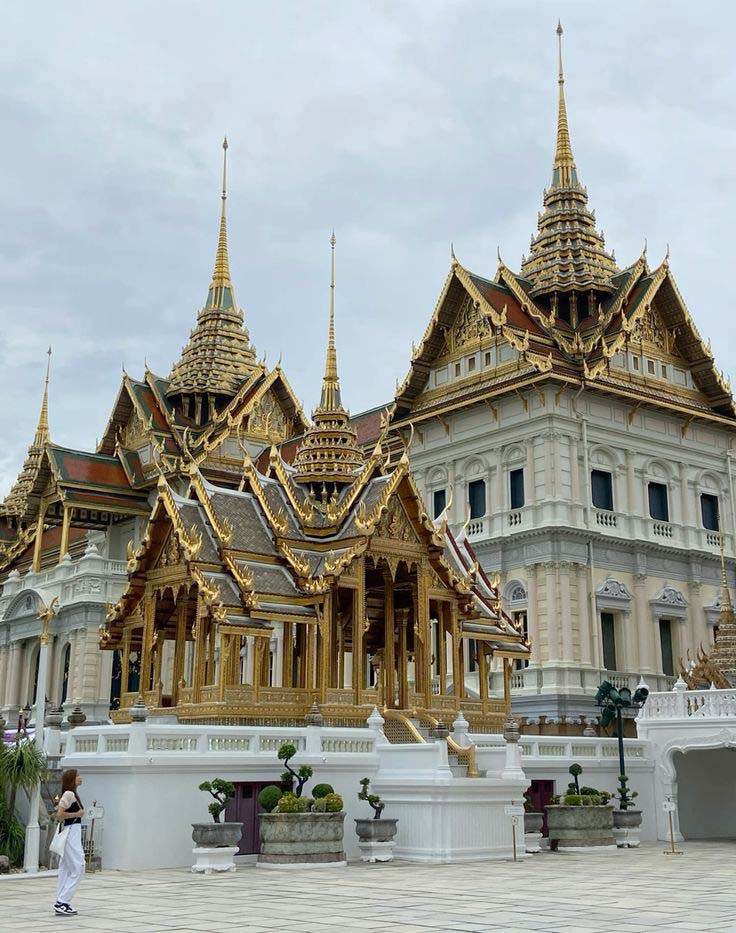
[1,28,734,734]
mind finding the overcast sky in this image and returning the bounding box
[1,1,735,494]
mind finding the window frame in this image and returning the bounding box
[601,611,618,672]
[468,479,486,520]
[700,492,720,532]
[509,468,525,510]
[433,488,447,520]
[591,469,614,512]
[648,481,670,522]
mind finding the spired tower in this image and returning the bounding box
[166,138,259,425]
[520,23,618,327]
[292,233,364,494]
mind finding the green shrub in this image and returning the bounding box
[312,797,328,812]
[323,793,343,813]
[258,785,283,813]
[277,793,309,814]
[198,778,236,824]
[579,786,600,796]
[277,743,313,798]
[564,794,582,806]
[312,783,334,799]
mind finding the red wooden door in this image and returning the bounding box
[225,781,286,855]
[528,779,556,836]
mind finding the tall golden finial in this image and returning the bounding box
[210,137,232,290]
[319,231,341,410]
[552,21,576,189]
[34,346,52,446]
[720,536,734,614]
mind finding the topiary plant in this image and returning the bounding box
[312,797,329,812]
[358,777,384,819]
[277,743,313,798]
[312,783,334,799]
[277,792,309,813]
[258,785,283,813]
[198,778,236,823]
[616,775,639,810]
[568,763,582,795]
[323,793,343,813]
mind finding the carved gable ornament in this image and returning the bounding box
[440,295,492,356]
[630,302,681,358]
[158,532,182,569]
[650,586,688,619]
[596,577,633,612]
[248,390,290,442]
[375,498,419,546]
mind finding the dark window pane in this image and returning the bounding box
[468,480,486,519]
[648,482,669,522]
[601,612,617,672]
[510,469,525,510]
[659,619,674,676]
[591,470,614,511]
[433,488,447,519]
[701,493,719,531]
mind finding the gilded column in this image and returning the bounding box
[59,506,72,562]
[120,629,131,697]
[353,560,365,705]
[397,609,409,710]
[318,592,331,704]
[451,602,462,709]
[139,590,156,696]
[172,600,188,704]
[419,560,432,709]
[32,500,47,573]
[383,570,395,708]
[192,598,207,702]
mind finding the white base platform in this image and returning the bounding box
[524,832,543,853]
[191,846,238,874]
[256,860,347,870]
[358,839,395,862]
[613,826,641,848]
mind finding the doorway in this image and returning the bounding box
[224,781,285,855]
[527,779,555,836]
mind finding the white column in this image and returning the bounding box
[0,646,9,707]
[23,634,49,873]
[6,641,23,708]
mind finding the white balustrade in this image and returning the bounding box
[638,687,736,722]
[595,510,617,528]
[652,520,673,539]
[508,510,523,527]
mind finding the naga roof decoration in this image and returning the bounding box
[292,234,365,486]
[167,139,259,400]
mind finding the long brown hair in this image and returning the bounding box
[60,768,81,805]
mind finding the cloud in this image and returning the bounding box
[1,0,734,493]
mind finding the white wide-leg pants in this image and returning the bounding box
[55,824,85,905]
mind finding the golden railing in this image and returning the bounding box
[413,709,480,778]
[381,709,426,744]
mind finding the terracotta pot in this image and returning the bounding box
[191,822,243,848]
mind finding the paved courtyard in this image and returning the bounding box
[1,841,734,932]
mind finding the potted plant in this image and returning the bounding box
[354,777,398,862]
[612,775,642,848]
[257,743,346,868]
[191,778,243,874]
[523,790,544,854]
[545,764,614,851]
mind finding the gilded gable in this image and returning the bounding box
[247,390,291,442]
[374,498,420,546]
[439,295,492,357]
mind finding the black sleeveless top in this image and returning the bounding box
[62,793,82,826]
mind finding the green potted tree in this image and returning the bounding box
[191,778,243,873]
[545,764,614,850]
[354,777,398,862]
[523,790,544,854]
[612,775,642,847]
[257,744,346,868]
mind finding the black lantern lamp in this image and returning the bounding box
[595,680,649,809]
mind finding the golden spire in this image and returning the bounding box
[552,21,576,189]
[167,138,258,404]
[34,346,52,446]
[319,231,341,411]
[520,24,618,301]
[292,232,364,488]
[210,137,232,290]
[720,537,734,615]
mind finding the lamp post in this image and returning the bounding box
[594,680,648,809]
[23,596,58,873]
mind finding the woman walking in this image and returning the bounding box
[54,769,85,917]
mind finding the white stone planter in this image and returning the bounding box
[612,809,642,848]
[546,805,615,850]
[523,812,544,854]
[354,818,398,862]
[257,812,346,868]
[191,822,243,874]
